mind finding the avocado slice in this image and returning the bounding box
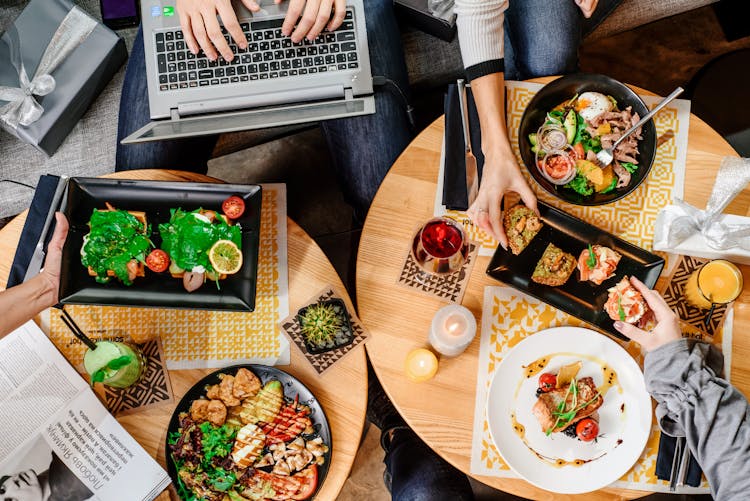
[528,133,538,146]
[563,110,577,144]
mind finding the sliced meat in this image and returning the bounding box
[532,377,603,433]
[612,162,632,188]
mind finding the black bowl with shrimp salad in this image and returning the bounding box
[519,74,656,206]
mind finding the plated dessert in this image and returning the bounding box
[529,91,644,198]
[169,367,329,501]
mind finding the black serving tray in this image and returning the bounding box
[59,177,261,311]
[486,202,664,339]
[166,364,332,500]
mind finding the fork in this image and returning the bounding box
[596,87,684,166]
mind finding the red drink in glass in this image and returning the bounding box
[411,217,468,275]
[421,219,464,258]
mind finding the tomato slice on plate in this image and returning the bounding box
[576,418,599,442]
[145,249,169,273]
[290,464,318,500]
[572,142,585,160]
[222,195,245,219]
[538,373,556,393]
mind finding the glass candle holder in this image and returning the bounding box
[410,217,469,275]
[428,304,477,357]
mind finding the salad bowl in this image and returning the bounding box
[518,73,657,206]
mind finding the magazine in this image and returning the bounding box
[0,321,170,500]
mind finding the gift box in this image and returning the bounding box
[395,0,456,42]
[0,0,126,156]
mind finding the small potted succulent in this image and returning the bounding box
[297,298,354,354]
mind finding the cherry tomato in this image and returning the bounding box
[575,418,599,442]
[538,373,557,393]
[221,195,245,219]
[145,249,169,273]
[539,155,574,180]
[573,142,585,160]
[290,464,318,500]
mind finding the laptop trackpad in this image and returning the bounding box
[121,97,374,144]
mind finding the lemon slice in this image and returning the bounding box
[208,240,243,275]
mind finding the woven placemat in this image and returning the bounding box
[280,286,369,376]
[396,241,479,304]
[97,337,174,417]
[661,255,729,340]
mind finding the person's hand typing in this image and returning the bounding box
[574,0,599,18]
[176,0,347,61]
[466,153,537,250]
[614,276,682,352]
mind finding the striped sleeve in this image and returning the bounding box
[454,0,508,81]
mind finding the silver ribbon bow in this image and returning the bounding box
[0,6,97,129]
[666,157,750,250]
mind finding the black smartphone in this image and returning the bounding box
[99,0,140,30]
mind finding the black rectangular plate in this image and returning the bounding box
[485,202,664,339]
[59,177,262,312]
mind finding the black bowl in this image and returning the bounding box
[518,73,656,206]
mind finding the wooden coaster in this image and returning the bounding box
[101,337,174,416]
[396,242,479,304]
[661,255,729,340]
[280,286,369,376]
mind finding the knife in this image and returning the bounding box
[22,175,69,283]
[457,79,479,208]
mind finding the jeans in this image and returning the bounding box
[385,427,474,501]
[115,0,413,222]
[503,0,623,81]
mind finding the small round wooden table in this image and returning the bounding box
[357,77,750,500]
[0,169,367,501]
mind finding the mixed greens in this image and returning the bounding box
[159,208,241,278]
[81,209,152,285]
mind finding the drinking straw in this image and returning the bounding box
[58,307,98,350]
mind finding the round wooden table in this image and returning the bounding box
[0,169,367,501]
[357,78,750,500]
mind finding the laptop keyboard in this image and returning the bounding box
[154,10,359,91]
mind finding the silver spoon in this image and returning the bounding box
[596,87,684,166]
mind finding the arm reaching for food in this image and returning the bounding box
[0,213,68,338]
[454,0,537,248]
[615,276,750,499]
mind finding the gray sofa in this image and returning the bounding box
[0,0,716,218]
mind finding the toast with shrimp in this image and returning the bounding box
[504,205,543,255]
[531,243,576,286]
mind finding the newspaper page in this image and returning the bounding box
[0,321,171,501]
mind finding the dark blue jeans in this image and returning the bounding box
[503,0,622,81]
[115,0,413,222]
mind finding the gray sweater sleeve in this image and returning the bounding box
[644,338,750,500]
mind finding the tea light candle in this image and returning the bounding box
[405,348,438,382]
[428,304,477,357]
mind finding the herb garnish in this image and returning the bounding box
[618,297,626,322]
[586,244,597,269]
[91,355,132,383]
[545,378,602,436]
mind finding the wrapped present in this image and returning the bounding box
[0,0,126,156]
[654,157,750,264]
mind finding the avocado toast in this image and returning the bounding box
[504,205,543,255]
[531,243,576,286]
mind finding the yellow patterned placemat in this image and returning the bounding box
[435,80,691,256]
[45,183,290,370]
[470,286,728,494]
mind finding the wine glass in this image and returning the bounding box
[410,217,469,275]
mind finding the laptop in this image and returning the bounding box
[122,0,374,144]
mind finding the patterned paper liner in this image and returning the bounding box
[435,80,691,257]
[280,286,369,376]
[45,183,290,370]
[396,241,479,304]
[470,286,732,494]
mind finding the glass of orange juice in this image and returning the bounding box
[684,259,743,310]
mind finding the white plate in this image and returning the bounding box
[486,327,652,494]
